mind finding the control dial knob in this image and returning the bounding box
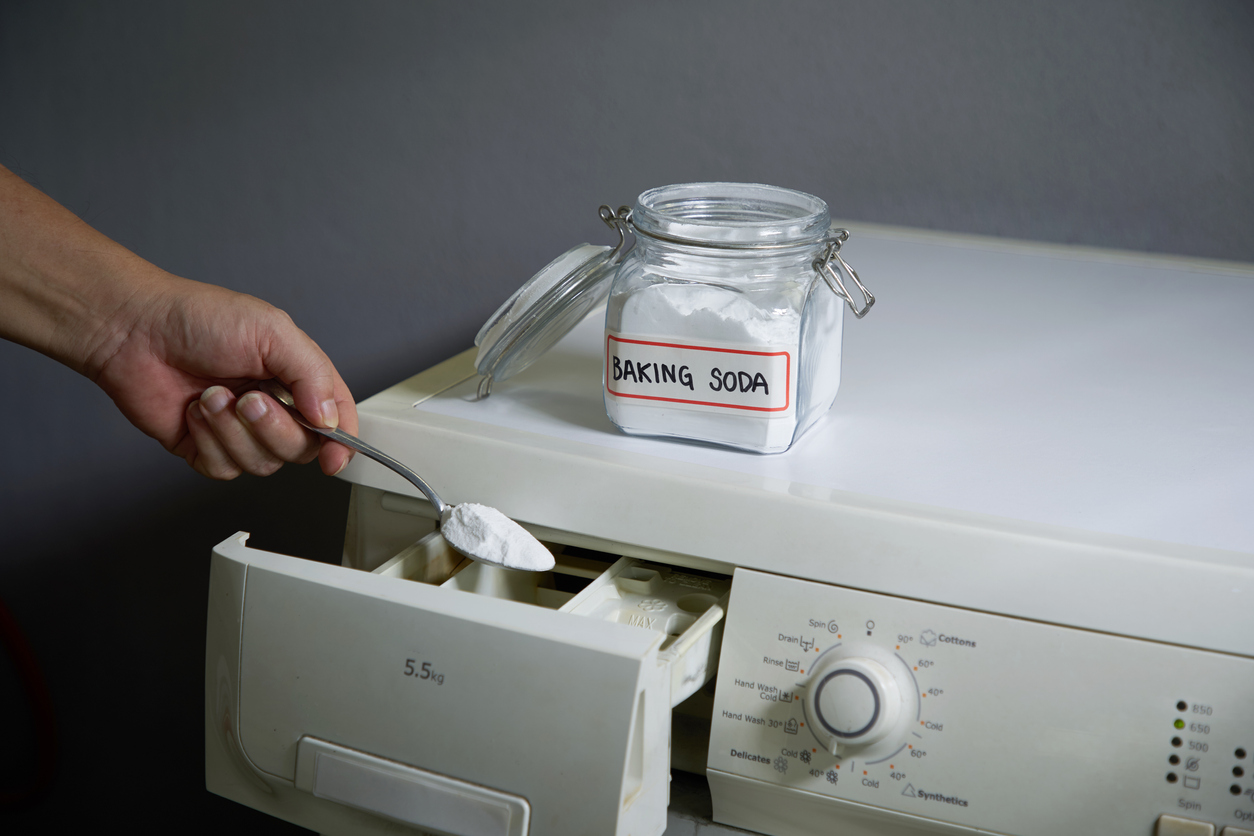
[804,645,917,757]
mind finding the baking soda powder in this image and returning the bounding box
[605,283,805,452]
[441,503,555,571]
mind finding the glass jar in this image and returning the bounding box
[604,183,871,453]
[473,182,873,454]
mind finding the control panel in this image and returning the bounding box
[707,569,1254,836]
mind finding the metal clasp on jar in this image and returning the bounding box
[598,204,634,256]
[815,229,875,319]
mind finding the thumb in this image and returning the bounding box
[256,308,357,476]
[259,314,349,432]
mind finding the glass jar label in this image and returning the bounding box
[605,332,793,413]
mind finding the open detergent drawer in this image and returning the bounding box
[205,530,730,836]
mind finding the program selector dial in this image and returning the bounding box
[804,644,918,757]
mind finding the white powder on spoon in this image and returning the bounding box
[441,503,555,572]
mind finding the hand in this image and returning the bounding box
[90,275,357,480]
[0,162,355,479]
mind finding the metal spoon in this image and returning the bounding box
[256,380,554,573]
[259,378,447,516]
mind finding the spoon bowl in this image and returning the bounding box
[257,380,553,571]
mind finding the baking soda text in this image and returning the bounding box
[611,356,694,390]
[606,333,792,413]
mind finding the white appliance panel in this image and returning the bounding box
[408,231,1254,556]
[708,568,1254,835]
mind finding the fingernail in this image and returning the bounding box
[320,399,339,430]
[201,386,231,415]
[332,455,351,476]
[237,392,268,423]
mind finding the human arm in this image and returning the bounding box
[0,162,356,479]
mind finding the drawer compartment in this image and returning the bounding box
[206,530,729,836]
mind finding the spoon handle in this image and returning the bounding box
[315,425,448,518]
[258,380,447,517]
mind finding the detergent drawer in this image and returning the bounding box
[204,531,717,836]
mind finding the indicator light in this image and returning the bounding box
[1172,737,1183,748]
[1169,755,1180,765]
[1232,785,1243,796]
[1167,773,1178,783]
[1174,719,1186,729]
[1176,700,1188,712]
[1238,748,1248,760]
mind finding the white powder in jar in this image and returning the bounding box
[617,283,801,345]
[606,282,808,452]
[441,503,555,571]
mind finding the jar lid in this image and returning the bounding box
[473,242,618,395]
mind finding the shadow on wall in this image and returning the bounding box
[0,462,348,831]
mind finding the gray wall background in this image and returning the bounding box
[1,1,1250,829]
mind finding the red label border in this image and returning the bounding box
[605,334,792,413]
